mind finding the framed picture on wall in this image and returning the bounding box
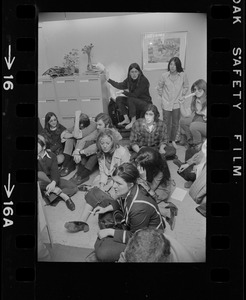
[142,31,187,70]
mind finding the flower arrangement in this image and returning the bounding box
[82,43,94,71]
[63,48,79,74]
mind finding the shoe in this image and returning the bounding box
[195,206,206,217]
[75,169,90,185]
[184,181,193,188]
[60,166,74,177]
[64,221,89,232]
[65,198,75,211]
[165,203,178,230]
[85,251,99,262]
[78,184,91,192]
[173,158,183,168]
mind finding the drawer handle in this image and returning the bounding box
[46,99,55,102]
[68,99,77,102]
[65,80,75,83]
[80,80,89,83]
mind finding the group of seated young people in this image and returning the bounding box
[38,58,206,262]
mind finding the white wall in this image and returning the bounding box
[39,13,206,115]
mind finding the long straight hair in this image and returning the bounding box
[190,79,207,112]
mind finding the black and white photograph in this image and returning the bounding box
[37,12,207,263]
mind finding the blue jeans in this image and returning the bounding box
[162,108,180,141]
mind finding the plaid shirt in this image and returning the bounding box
[130,118,168,148]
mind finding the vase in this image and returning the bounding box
[87,55,93,71]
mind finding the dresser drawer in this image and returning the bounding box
[58,98,82,116]
[38,79,56,100]
[78,78,101,97]
[60,116,75,129]
[38,99,59,120]
[80,98,103,117]
[54,78,79,98]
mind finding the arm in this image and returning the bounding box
[114,206,152,244]
[98,158,108,186]
[179,100,192,117]
[159,121,168,152]
[181,73,189,96]
[156,73,165,96]
[107,78,128,90]
[73,110,82,139]
[123,77,149,98]
[49,153,60,184]
[129,121,140,153]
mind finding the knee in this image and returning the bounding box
[95,241,112,262]
[189,122,197,132]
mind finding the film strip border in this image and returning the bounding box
[2,1,244,299]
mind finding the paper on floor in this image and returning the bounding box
[171,187,187,202]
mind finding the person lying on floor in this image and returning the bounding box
[105,62,152,129]
[118,227,196,262]
[64,128,131,232]
[37,134,77,211]
[84,162,166,262]
[134,147,177,230]
[173,138,206,189]
[59,110,97,177]
[129,103,176,161]
[71,113,122,186]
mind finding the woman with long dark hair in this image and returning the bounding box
[179,79,207,149]
[42,112,67,165]
[106,62,152,129]
[156,57,189,147]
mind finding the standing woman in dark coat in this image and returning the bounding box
[42,112,67,165]
[106,63,152,129]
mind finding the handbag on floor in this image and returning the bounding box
[98,210,125,230]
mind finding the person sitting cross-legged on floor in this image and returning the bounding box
[71,113,122,186]
[173,138,206,189]
[37,134,77,211]
[64,128,131,233]
[59,110,97,177]
[118,227,196,262]
[134,147,177,230]
[189,139,207,217]
[129,103,176,161]
[85,162,166,262]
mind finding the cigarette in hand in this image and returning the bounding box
[184,92,195,99]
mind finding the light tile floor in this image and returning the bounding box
[40,143,206,262]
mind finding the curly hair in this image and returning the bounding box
[135,147,171,186]
[124,228,171,262]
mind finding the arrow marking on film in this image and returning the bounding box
[4,45,15,70]
[4,173,15,198]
